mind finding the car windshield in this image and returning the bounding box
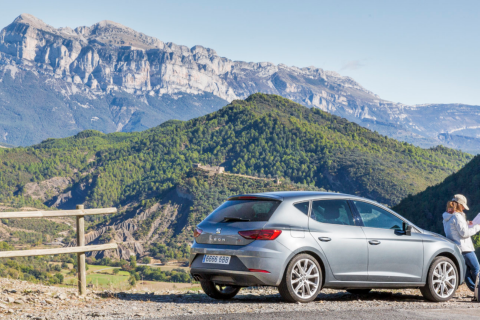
[204,200,281,223]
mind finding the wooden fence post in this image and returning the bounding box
[0,206,117,296]
[76,205,86,296]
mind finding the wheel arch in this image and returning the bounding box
[276,246,328,287]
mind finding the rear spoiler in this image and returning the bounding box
[227,194,283,201]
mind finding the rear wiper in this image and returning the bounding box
[222,217,250,222]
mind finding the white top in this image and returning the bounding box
[443,211,480,252]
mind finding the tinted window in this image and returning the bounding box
[205,200,280,223]
[294,202,310,216]
[311,200,354,226]
[353,201,403,230]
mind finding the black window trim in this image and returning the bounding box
[292,200,311,217]
[347,200,364,227]
[295,196,420,232]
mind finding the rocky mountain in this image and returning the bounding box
[0,94,472,259]
[0,14,479,151]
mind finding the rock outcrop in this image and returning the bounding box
[65,187,193,259]
[0,14,376,104]
[22,177,72,202]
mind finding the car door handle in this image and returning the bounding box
[369,240,381,245]
[318,237,331,242]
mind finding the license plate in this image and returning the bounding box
[202,255,231,265]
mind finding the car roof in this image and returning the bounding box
[228,191,354,202]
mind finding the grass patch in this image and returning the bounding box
[86,273,129,286]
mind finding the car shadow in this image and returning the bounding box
[97,289,436,304]
[317,290,425,303]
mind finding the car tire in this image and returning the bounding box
[346,289,372,295]
[200,280,241,300]
[278,253,323,303]
[420,256,458,302]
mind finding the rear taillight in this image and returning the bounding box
[249,269,270,273]
[194,227,203,238]
[238,229,282,240]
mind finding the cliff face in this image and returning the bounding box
[0,14,479,152]
[0,14,378,102]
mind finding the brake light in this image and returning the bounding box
[194,228,203,238]
[238,229,282,240]
[236,196,260,200]
[249,269,270,273]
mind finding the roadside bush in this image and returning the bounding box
[135,265,191,283]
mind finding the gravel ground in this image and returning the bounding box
[0,278,479,319]
[163,308,480,320]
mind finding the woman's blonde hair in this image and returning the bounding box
[446,201,464,213]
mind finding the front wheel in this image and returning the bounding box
[278,253,322,303]
[420,256,458,302]
[200,281,241,300]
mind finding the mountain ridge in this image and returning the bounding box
[0,14,479,152]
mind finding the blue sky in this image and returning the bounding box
[1,0,479,105]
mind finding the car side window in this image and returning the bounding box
[353,201,403,230]
[310,200,354,226]
[293,202,310,216]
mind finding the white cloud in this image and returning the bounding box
[340,60,365,71]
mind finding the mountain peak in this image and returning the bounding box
[94,19,130,29]
[74,19,165,50]
[13,13,49,29]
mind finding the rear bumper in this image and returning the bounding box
[190,268,270,286]
[189,239,291,286]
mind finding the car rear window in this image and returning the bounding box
[205,200,281,223]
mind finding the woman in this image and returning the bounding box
[443,194,480,292]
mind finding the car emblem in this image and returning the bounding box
[216,228,221,234]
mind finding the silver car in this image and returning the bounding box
[190,191,465,303]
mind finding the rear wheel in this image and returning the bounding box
[200,281,241,300]
[279,253,322,303]
[420,256,458,302]
[346,289,372,295]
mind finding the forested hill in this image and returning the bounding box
[393,155,480,237]
[0,93,471,209]
[0,93,472,258]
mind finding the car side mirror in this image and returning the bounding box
[403,222,412,236]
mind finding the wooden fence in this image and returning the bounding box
[0,205,118,296]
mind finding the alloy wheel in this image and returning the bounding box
[290,258,320,299]
[432,261,456,298]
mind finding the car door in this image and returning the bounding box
[308,199,368,281]
[351,200,424,282]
